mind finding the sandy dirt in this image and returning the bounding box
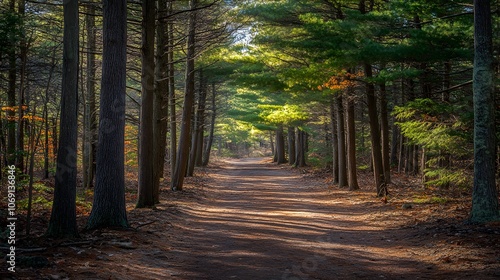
[3,157,500,279]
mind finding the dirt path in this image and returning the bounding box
[8,158,500,279]
[131,158,498,280]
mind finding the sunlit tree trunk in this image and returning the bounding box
[275,124,286,164]
[295,128,306,167]
[171,0,197,191]
[288,126,296,165]
[202,82,217,166]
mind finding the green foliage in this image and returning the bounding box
[394,98,468,154]
[394,98,472,188]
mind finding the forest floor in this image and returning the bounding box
[2,157,500,279]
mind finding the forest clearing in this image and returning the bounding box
[1,0,500,279]
[2,158,500,279]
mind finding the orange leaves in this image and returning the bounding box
[317,69,363,92]
[1,105,45,122]
[1,105,28,112]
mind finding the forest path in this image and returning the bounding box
[153,158,441,280]
[27,158,499,280]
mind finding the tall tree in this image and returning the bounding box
[87,0,129,229]
[470,0,499,223]
[47,0,79,237]
[171,0,197,191]
[137,0,156,207]
[83,1,97,189]
[153,0,170,204]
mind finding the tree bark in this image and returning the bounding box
[295,128,306,167]
[153,0,169,203]
[379,83,391,183]
[202,82,217,166]
[346,95,359,190]
[470,0,499,222]
[275,125,286,164]
[288,126,296,165]
[137,0,156,208]
[336,95,347,188]
[365,63,387,196]
[171,0,197,191]
[83,2,97,189]
[86,0,129,229]
[168,0,176,180]
[47,0,79,237]
[330,96,339,183]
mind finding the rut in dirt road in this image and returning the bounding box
[166,158,428,280]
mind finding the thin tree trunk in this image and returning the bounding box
[330,96,339,183]
[379,83,391,183]
[168,0,176,180]
[16,0,26,173]
[365,63,387,196]
[83,2,97,189]
[202,82,216,166]
[346,95,359,190]
[171,0,197,191]
[336,95,347,188]
[7,1,16,166]
[288,126,296,165]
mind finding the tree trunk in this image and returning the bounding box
[47,0,79,237]
[330,96,339,183]
[270,131,275,160]
[168,0,176,180]
[7,1,16,167]
[83,2,97,189]
[288,126,296,165]
[195,76,207,167]
[44,48,57,179]
[470,0,499,223]
[379,83,391,183]
[202,82,217,166]
[275,125,286,164]
[346,95,359,190]
[86,0,129,229]
[295,128,306,167]
[336,95,347,188]
[153,0,169,203]
[16,0,26,173]
[365,63,387,196]
[137,0,156,208]
[171,0,197,191]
